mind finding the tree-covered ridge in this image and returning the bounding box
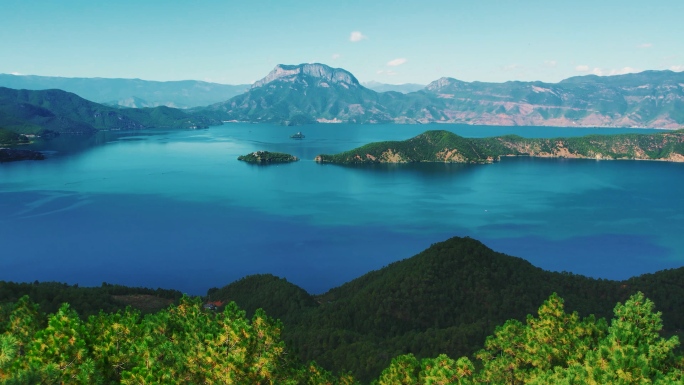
[0,293,681,384]
[209,237,684,382]
[237,151,299,164]
[315,130,684,164]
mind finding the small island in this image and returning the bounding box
[315,130,684,164]
[238,150,299,164]
[0,148,45,162]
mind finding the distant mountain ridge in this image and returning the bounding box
[202,63,684,129]
[0,74,249,109]
[422,70,684,128]
[4,66,683,129]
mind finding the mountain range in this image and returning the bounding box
[2,64,684,132]
[204,63,684,128]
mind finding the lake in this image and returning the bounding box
[1,123,683,294]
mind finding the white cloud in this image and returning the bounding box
[575,65,590,72]
[591,67,639,76]
[10,72,22,75]
[502,64,520,71]
[637,43,653,49]
[332,53,341,60]
[387,58,407,67]
[544,60,557,68]
[671,65,684,72]
[350,31,367,42]
[616,67,638,75]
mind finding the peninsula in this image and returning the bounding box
[238,150,299,164]
[315,129,684,164]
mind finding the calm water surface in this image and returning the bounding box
[1,124,683,294]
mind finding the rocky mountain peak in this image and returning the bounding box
[252,63,360,89]
[425,77,465,92]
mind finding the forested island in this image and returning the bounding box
[238,150,299,164]
[2,237,684,383]
[315,129,684,164]
[0,148,44,162]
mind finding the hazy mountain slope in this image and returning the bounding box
[0,73,249,108]
[0,87,221,134]
[420,70,684,128]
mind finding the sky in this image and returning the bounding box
[2,0,683,85]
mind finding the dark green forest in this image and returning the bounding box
[1,292,682,384]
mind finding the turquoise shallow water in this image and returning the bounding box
[1,124,683,294]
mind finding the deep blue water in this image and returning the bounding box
[1,124,683,294]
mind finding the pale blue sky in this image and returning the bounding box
[2,0,682,85]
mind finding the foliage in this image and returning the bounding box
[0,296,355,384]
[1,291,682,384]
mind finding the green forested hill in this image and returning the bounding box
[316,129,684,164]
[209,237,684,382]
